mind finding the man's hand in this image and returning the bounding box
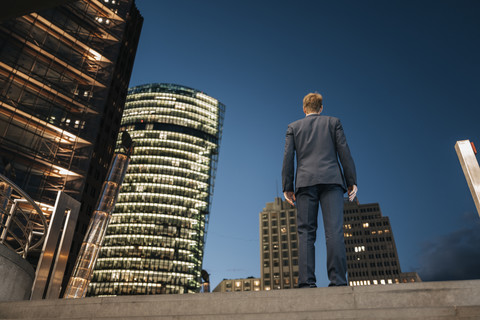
[284,191,296,206]
[348,185,358,202]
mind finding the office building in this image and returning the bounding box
[260,198,299,290]
[87,83,225,295]
[0,0,143,289]
[213,277,261,293]
[343,199,421,286]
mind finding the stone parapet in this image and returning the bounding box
[0,280,479,319]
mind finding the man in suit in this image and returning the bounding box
[282,92,357,288]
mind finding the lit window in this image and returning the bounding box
[354,246,365,252]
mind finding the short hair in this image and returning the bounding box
[303,93,323,113]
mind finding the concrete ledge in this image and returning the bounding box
[1,280,479,319]
[0,244,34,301]
[0,308,479,320]
[0,244,34,277]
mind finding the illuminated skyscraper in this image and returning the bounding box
[343,199,421,286]
[88,83,225,295]
[0,0,143,290]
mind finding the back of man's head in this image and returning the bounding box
[303,93,323,113]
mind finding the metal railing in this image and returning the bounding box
[0,173,48,258]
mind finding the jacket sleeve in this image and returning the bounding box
[334,119,357,187]
[282,125,295,192]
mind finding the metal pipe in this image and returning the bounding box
[64,134,133,298]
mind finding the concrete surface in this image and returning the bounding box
[0,244,34,301]
[0,280,480,319]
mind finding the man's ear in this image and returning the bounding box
[319,105,323,114]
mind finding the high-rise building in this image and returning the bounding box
[87,83,225,295]
[260,198,299,290]
[213,277,261,293]
[0,0,143,288]
[343,199,421,286]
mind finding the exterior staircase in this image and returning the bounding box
[0,280,479,319]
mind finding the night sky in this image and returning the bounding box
[128,0,480,288]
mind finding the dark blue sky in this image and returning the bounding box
[130,0,480,288]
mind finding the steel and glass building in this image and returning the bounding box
[0,0,143,291]
[88,83,225,295]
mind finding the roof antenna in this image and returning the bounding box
[276,179,279,199]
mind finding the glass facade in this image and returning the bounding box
[0,0,139,205]
[88,83,225,295]
[0,0,143,287]
[0,0,143,275]
[0,0,143,273]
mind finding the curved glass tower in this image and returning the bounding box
[87,83,225,295]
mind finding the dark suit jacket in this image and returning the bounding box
[282,114,357,193]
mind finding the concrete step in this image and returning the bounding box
[0,307,480,320]
[1,280,479,319]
